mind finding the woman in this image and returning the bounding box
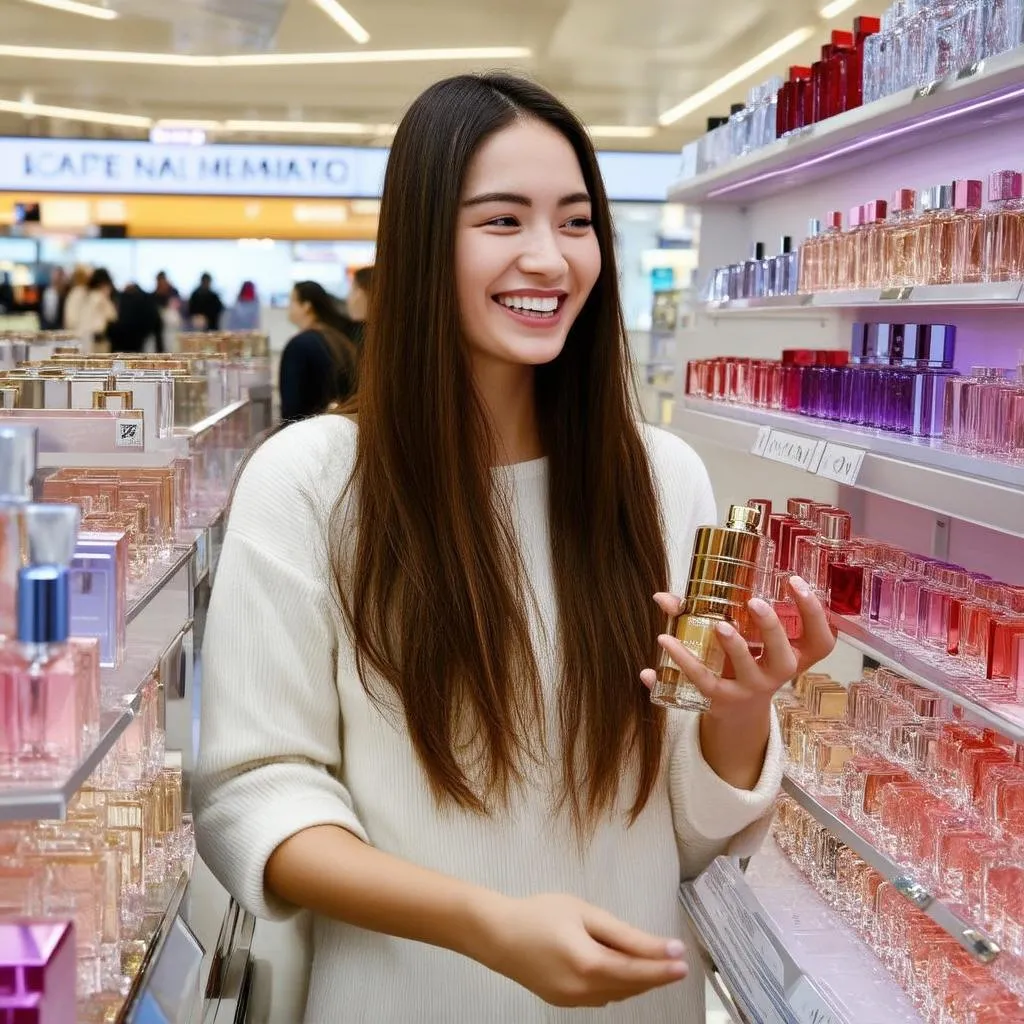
[194,74,834,1022]
[278,280,358,421]
[342,264,372,344]
[225,280,261,331]
[78,268,118,352]
[62,265,92,337]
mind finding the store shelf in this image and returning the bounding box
[0,547,196,821]
[833,613,1024,741]
[782,775,999,963]
[117,869,203,1024]
[702,282,1024,315]
[203,898,257,1024]
[681,849,921,1023]
[669,48,1024,204]
[674,398,1024,538]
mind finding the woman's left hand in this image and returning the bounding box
[639,575,836,721]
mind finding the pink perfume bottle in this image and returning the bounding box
[984,171,1024,283]
[1,504,89,780]
[883,188,919,289]
[951,179,985,285]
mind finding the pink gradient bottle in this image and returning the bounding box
[984,170,1024,283]
[841,205,865,290]
[917,185,956,286]
[820,210,844,291]
[0,504,86,780]
[883,188,919,289]
[951,178,985,285]
[860,200,889,289]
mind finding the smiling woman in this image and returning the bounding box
[192,71,810,1024]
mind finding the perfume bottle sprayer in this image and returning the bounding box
[651,504,765,714]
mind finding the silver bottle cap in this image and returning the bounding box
[23,503,80,568]
[935,184,954,210]
[807,218,823,238]
[0,426,38,503]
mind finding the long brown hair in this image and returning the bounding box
[335,73,668,831]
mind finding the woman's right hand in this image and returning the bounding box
[477,893,688,1007]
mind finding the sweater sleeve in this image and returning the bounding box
[192,418,369,921]
[646,427,785,880]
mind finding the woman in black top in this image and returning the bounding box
[280,281,359,422]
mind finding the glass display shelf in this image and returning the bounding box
[0,545,196,821]
[673,399,1024,539]
[781,775,999,963]
[681,849,921,1023]
[669,47,1024,205]
[701,282,1024,315]
[833,614,1024,743]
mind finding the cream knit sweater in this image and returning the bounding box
[193,415,783,1023]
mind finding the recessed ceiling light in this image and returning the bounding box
[221,119,396,136]
[0,97,150,127]
[309,0,369,44]
[0,43,531,67]
[819,0,858,17]
[658,27,816,126]
[586,125,658,139]
[22,0,117,19]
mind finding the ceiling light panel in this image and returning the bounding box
[0,98,150,127]
[309,0,369,44]
[819,0,859,17]
[221,119,396,135]
[22,0,117,18]
[0,43,531,67]
[587,125,658,138]
[658,27,816,126]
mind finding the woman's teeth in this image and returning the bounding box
[497,295,560,317]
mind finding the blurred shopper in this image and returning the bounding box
[187,272,224,331]
[342,264,373,345]
[79,268,118,351]
[154,270,180,310]
[63,266,91,334]
[225,280,261,331]
[278,281,358,422]
[196,73,834,1023]
[39,266,68,330]
[108,283,163,354]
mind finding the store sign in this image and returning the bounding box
[0,137,679,203]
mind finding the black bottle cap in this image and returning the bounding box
[730,103,746,115]
[754,242,766,260]
[780,235,793,254]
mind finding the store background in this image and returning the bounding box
[2,0,1023,1020]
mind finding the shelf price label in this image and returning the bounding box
[115,418,144,448]
[913,79,942,100]
[814,442,866,485]
[880,286,914,301]
[751,427,825,472]
[788,975,840,1024]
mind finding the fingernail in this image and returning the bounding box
[669,961,687,976]
[749,597,772,618]
[658,634,673,646]
[715,621,737,639]
[666,939,685,958]
[790,575,811,597]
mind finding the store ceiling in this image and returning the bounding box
[0,0,878,151]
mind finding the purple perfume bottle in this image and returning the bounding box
[0,920,77,1023]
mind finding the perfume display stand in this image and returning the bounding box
[0,350,271,1022]
[661,41,1024,1024]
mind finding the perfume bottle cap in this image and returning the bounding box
[730,103,745,116]
[787,498,818,522]
[825,210,843,229]
[727,504,763,533]
[781,348,816,366]
[953,179,983,211]
[17,565,70,645]
[788,65,812,81]
[753,241,766,260]
[914,324,956,367]
[848,205,862,228]
[872,323,894,363]
[989,170,1023,202]
[746,499,772,531]
[891,188,917,213]
[0,426,37,502]
[23,503,80,568]
[780,235,793,254]
[818,511,852,542]
[933,184,954,211]
[830,29,854,48]
[866,199,889,223]
[807,218,823,238]
[854,15,881,36]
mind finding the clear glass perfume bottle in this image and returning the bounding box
[798,219,824,294]
[651,505,764,714]
[914,186,955,286]
[984,171,1024,283]
[773,236,798,296]
[984,0,1024,58]
[884,189,919,289]
[951,179,985,285]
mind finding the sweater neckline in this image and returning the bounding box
[491,456,548,482]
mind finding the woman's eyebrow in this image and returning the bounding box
[462,191,591,208]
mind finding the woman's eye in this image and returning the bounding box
[486,216,520,228]
[565,216,593,230]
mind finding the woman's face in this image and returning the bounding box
[347,281,368,322]
[288,290,311,329]
[455,118,601,378]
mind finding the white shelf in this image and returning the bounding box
[833,614,1024,742]
[674,398,1024,538]
[681,850,921,1023]
[702,282,1024,315]
[782,776,999,962]
[669,48,1024,205]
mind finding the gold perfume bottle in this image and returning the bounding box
[651,504,764,714]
